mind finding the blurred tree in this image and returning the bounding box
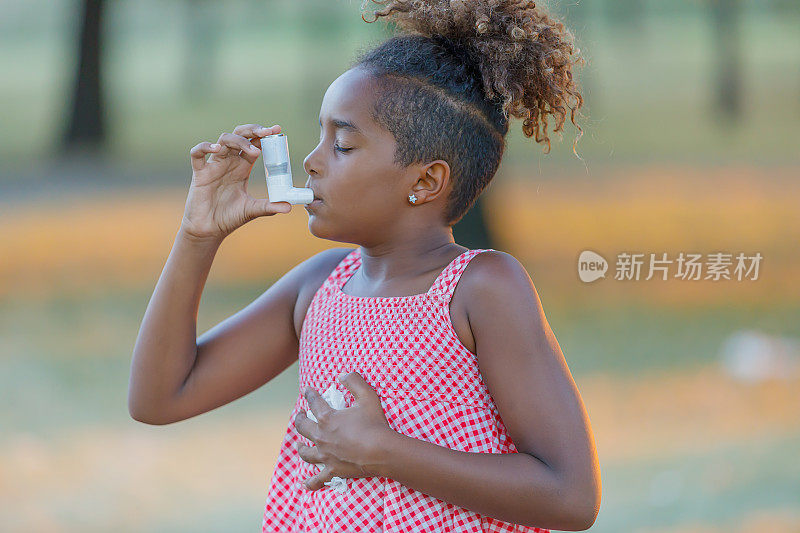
[183,0,219,99]
[453,195,495,249]
[709,0,743,121]
[63,0,106,151]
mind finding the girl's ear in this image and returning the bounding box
[419,160,451,200]
[425,160,450,180]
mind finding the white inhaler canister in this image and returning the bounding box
[260,133,314,205]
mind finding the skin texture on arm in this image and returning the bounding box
[168,248,353,424]
[366,251,601,530]
[128,243,350,425]
[128,229,227,425]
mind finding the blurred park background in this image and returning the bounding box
[1,0,799,531]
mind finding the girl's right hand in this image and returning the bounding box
[181,123,292,242]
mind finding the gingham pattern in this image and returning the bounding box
[262,247,550,532]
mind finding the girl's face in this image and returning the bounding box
[302,67,429,244]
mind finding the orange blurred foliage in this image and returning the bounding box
[1,164,798,305]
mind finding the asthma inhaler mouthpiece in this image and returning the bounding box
[260,133,314,205]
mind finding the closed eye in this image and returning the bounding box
[334,143,353,153]
[318,129,353,154]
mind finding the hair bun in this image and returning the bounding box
[361,0,585,155]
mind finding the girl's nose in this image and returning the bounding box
[303,144,323,177]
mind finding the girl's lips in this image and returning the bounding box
[304,199,323,210]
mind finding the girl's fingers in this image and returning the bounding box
[304,465,335,491]
[296,442,324,465]
[193,126,277,172]
[233,123,281,139]
[213,132,262,164]
[189,141,221,172]
[244,197,292,219]
[216,132,258,153]
[232,123,282,150]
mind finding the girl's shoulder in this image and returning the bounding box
[461,249,528,285]
[444,249,532,356]
[454,249,534,307]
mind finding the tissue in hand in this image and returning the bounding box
[305,383,349,493]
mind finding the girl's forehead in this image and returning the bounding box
[319,69,383,134]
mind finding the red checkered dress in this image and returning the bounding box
[262,247,550,532]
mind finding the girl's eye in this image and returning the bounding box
[334,143,353,153]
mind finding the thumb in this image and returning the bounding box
[245,197,292,219]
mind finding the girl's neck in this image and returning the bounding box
[355,236,463,285]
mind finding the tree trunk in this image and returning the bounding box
[710,0,743,121]
[64,0,106,151]
[453,195,496,249]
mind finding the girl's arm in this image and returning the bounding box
[128,228,300,425]
[371,251,601,531]
[128,123,300,425]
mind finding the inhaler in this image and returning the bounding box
[260,133,314,205]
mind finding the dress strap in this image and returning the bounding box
[429,248,495,304]
[324,247,496,301]
[322,247,361,293]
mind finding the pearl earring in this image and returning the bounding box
[408,193,417,204]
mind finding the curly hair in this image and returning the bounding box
[353,0,585,226]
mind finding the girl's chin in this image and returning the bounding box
[305,214,328,236]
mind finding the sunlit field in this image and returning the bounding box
[2,167,799,531]
[2,164,798,305]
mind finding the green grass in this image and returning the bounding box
[594,430,800,531]
[0,283,301,437]
[2,281,797,436]
[2,279,798,531]
[547,301,800,377]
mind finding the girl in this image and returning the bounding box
[128,0,600,531]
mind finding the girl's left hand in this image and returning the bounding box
[293,371,395,491]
